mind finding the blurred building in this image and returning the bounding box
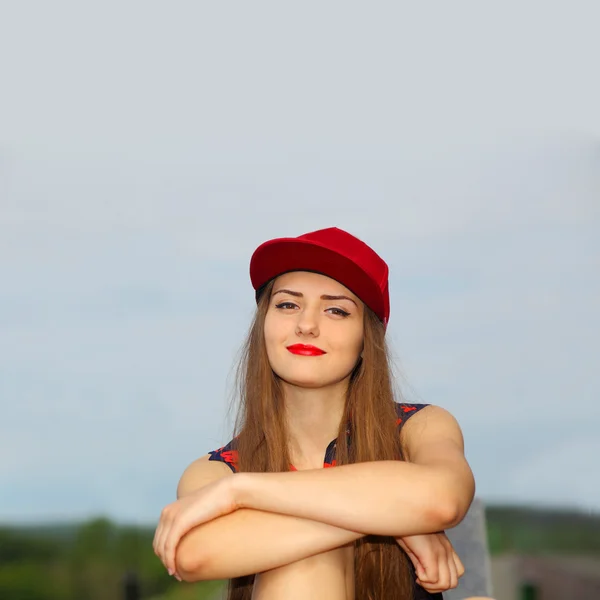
[446,497,493,599]
[491,554,600,600]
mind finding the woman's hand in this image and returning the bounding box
[396,532,464,593]
[153,476,240,579]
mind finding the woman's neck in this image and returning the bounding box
[282,379,348,470]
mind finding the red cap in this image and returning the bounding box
[250,227,390,326]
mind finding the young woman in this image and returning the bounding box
[154,227,476,599]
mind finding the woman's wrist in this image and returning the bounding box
[231,472,257,510]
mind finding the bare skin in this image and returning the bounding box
[246,272,359,599]
[169,427,465,592]
[252,544,354,600]
[156,272,472,596]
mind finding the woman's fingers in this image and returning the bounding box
[153,504,182,578]
[162,505,178,553]
[396,539,426,580]
[153,505,172,557]
[453,549,465,578]
[416,536,460,593]
[409,551,427,580]
[152,522,161,558]
[420,544,439,583]
[447,548,458,589]
[153,510,167,559]
[438,547,452,589]
[162,507,189,579]
[438,533,460,589]
[164,520,185,579]
[400,532,464,592]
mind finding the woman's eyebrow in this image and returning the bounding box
[273,289,357,307]
[272,288,302,297]
[321,294,358,307]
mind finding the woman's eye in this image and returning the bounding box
[327,307,350,317]
[274,302,349,317]
[275,302,297,310]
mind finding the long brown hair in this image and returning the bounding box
[228,280,414,599]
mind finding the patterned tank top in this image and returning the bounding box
[208,402,430,472]
[208,402,442,600]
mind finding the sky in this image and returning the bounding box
[1,1,599,525]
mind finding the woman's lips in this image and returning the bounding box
[286,344,326,356]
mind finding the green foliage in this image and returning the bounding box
[485,505,600,555]
[0,518,219,600]
[0,528,57,563]
[1,505,599,599]
[0,562,63,600]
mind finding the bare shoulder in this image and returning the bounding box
[400,404,466,461]
[401,405,475,523]
[177,454,234,498]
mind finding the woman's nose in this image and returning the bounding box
[295,307,320,336]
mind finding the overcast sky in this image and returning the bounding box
[1,2,599,525]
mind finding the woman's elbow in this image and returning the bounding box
[176,552,202,582]
[436,499,463,529]
[175,537,213,582]
[438,479,476,528]
[415,495,460,532]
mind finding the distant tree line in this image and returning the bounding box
[1,506,599,600]
[0,517,219,600]
[485,505,600,555]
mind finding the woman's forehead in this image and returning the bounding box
[273,271,356,298]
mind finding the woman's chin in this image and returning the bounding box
[279,373,348,390]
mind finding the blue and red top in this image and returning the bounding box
[208,402,442,599]
[209,402,429,472]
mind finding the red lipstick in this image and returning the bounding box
[286,344,326,356]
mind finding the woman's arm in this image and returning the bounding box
[234,406,475,537]
[171,455,365,582]
[165,406,474,580]
[177,508,362,581]
[175,464,465,587]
